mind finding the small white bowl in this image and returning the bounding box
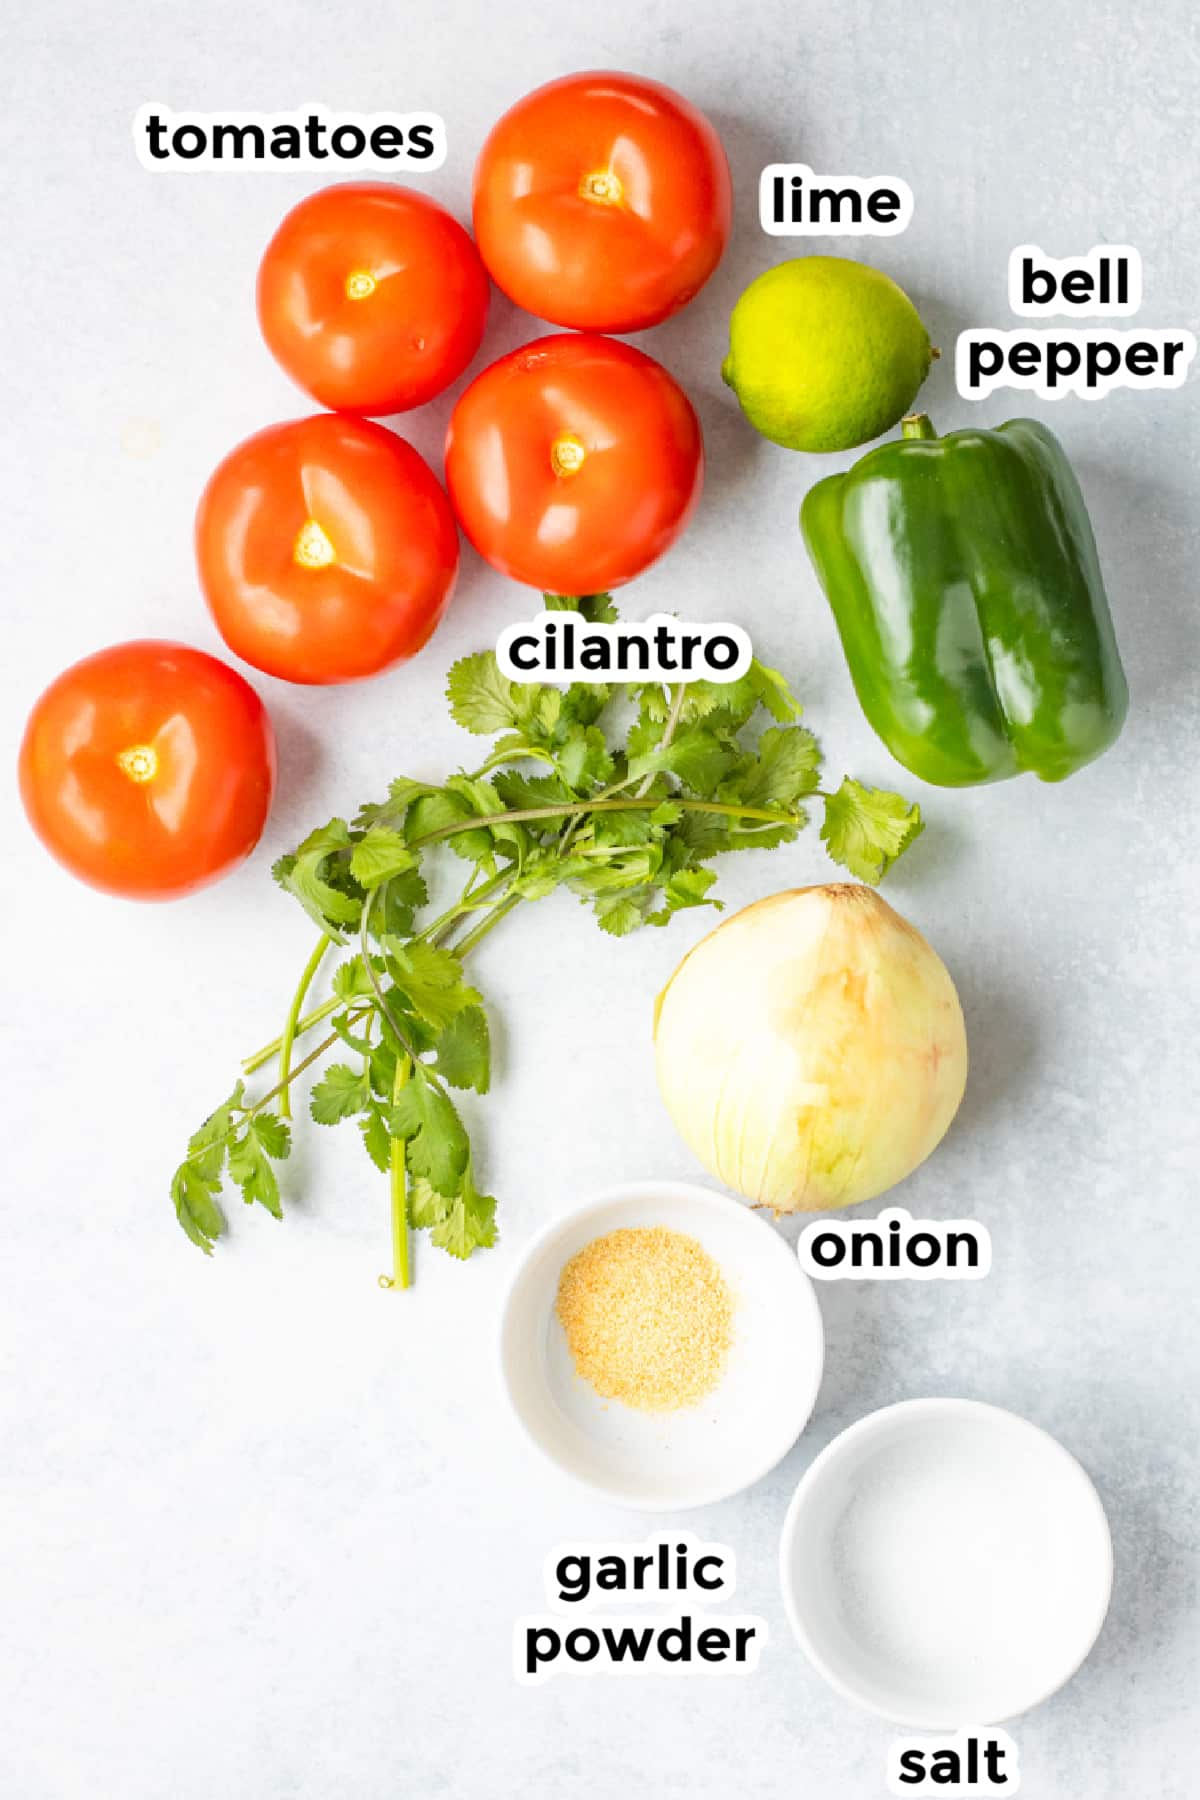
[499,1180,824,1510]
[780,1398,1113,1727]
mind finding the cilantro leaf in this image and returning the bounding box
[359,1104,392,1174]
[409,1168,498,1258]
[185,1084,243,1184]
[628,727,734,796]
[592,893,650,937]
[431,1173,498,1259]
[310,1063,370,1124]
[672,682,725,724]
[724,822,800,852]
[389,1071,469,1195]
[377,867,428,937]
[435,1006,490,1093]
[512,854,589,900]
[227,1113,290,1218]
[734,725,822,809]
[748,659,803,722]
[821,778,924,884]
[557,683,611,729]
[683,662,802,735]
[488,731,542,762]
[543,592,618,624]
[171,1162,226,1254]
[672,809,798,862]
[332,956,375,1002]
[273,819,363,939]
[368,1036,398,1101]
[251,1112,290,1158]
[446,653,520,735]
[354,777,436,831]
[569,846,661,894]
[170,1086,248,1252]
[349,827,416,889]
[556,724,615,790]
[330,1012,375,1057]
[445,775,530,860]
[492,769,575,811]
[523,686,562,738]
[647,866,720,924]
[386,941,480,1034]
[407,1176,449,1231]
[408,789,494,866]
[635,684,671,726]
[593,809,656,848]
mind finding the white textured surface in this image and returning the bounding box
[2,3,1198,1795]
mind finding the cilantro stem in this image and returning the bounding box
[420,867,514,947]
[381,1056,411,1292]
[247,1018,367,1119]
[409,795,801,848]
[452,891,522,957]
[278,936,332,1122]
[243,994,341,1075]
[241,870,509,1072]
[183,1006,376,1181]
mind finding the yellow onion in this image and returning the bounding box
[653,884,967,1212]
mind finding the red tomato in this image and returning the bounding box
[18,641,276,901]
[257,183,490,415]
[472,71,731,333]
[444,333,703,592]
[196,413,459,684]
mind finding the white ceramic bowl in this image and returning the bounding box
[779,1398,1113,1727]
[499,1180,824,1510]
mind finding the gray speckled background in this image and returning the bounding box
[3,2,1197,1794]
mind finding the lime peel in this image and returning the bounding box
[723,256,933,454]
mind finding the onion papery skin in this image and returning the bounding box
[653,884,968,1212]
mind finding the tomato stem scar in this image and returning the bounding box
[344,269,378,300]
[579,169,623,205]
[550,433,587,477]
[293,518,337,568]
[116,744,158,784]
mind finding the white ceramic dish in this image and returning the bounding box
[779,1398,1113,1728]
[499,1180,824,1510]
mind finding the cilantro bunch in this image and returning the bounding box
[170,596,923,1286]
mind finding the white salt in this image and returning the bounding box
[830,1430,1085,1707]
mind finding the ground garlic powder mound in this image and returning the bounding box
[554,1226,734,1413]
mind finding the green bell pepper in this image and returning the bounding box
[800,414,1128,786]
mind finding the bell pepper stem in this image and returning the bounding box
[901,413,938,440]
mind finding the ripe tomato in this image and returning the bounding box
[18,641,276,901]
[257,183,490,415]
[196,413,459,684]
[472,71,731,333]
[444,333,703,591]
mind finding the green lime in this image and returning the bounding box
[722,256,933,453]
